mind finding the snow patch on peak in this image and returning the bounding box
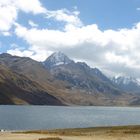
[44,52,74,68]
[52,52,65,60]
[112,76,140,85]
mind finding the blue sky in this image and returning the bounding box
[1,0,140,78]
[41,0,140,29]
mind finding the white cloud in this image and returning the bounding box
[0,4,17,32]
[12,21,140,78]
[7,48,34,57]
[14,24,102,48]
[2,0,140,78]
[46,9,82,28]
[0,0,82,35]
[13,0,46,14]
[7,47,53,61]
[28,20,38,27]
[2,31,11,36]
[105,52,135,67]
[0,0,45,33]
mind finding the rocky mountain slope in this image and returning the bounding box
[112,76,140,93]
[44,52,121,96]
[0,63,63,105]
[43,52,140,106]
[0,52,139,106]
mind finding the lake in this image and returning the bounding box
[0,106,140,130]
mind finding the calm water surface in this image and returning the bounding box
[0,105,140,130]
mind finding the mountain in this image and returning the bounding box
[0,52,140,106]
[43,52,74,69]
[0,53,67,90]
[0,63,63,105]
[112,76,140,92]
[44,52,123,97]
[0,53,71,104]
[44,52,140,106]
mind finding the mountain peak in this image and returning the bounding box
[43,52,74,68]
[0,53,12,58]
[51,51,68,59]
[111,76,140,92]
[112,76,139,85]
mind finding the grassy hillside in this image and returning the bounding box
[0,64,63,105]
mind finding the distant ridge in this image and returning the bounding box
[44,52,120,96]
[111,76,140,92]
[0,52,140,106]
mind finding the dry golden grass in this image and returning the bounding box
[2,125,140,140]
[22,125,140,136]
[38,137,62,140]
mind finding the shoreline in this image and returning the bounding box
[0,104,140,107]
[1,125,140,140]
[2,124,140,132]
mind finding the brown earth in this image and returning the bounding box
[1,125,140,140]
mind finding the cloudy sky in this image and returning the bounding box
[1,0,140,78]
